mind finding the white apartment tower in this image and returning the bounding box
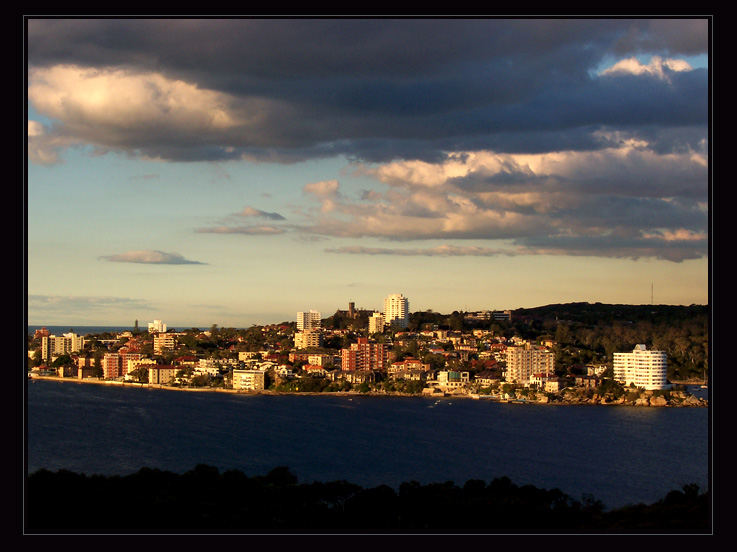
[297,310,321,331]
[383,293,409,329]
[148,320,167,333]
[369,312,385,334]
[613,344,668,390]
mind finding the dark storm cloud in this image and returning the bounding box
[27,18,708,163]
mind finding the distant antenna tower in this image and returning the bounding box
[651,282,653,305]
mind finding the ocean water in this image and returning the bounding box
[26,325,205,336]
[25,380,709,510]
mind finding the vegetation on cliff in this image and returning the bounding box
[25,464,709,533]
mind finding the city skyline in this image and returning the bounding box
[26,18,709,327]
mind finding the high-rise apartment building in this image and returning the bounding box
[341,338,388,371]
[148,320,167,333]
[41,333,85,361]
[294,329,323,349]
[383,293,409,329]
[613,344,668,390]
[505,345,554,385]
[297,310,321,331]
[368,312,385,334]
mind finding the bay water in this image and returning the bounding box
[26,379,708,510]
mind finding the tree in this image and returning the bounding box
[93,352,103,378]
[51,354,73,368]
[129,366,149,383]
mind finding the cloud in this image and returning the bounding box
[27,19,707,163]
[237,206,286,220]
[99,250,206,264]
[28,294,151,310]
[298,144,707,261]
[304,180,340,197]
[600,55,693,82]
[194,225,286,235]
[325,245,518,257]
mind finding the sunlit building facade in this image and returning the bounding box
[383,293,409,329]
[613,344,668,390]
[297,310,322,331]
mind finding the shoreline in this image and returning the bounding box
[27,375,708,407]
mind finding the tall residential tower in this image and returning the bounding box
[297,310,322,331]
[383,293,409,329]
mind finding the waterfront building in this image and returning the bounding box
[102,352,144,379]
[383,293,409,329]
[148,320,167,334]
[148,365,178,385]
[41,333,85,361]
[232,369,266,391]
[294,329,323,349]
[341,337,388,371]
[436,370,470,390]
[613,344,668,390]
[297,310,321,331]
[505,345,554,385]
[368,312,385,334]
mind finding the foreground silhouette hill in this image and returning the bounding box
[25,465,709,533]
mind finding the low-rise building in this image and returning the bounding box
[232,369,266,391]
[148,365,178,384]
[575,375,601,389]
[436,370,470,390]
[388,357,430,375]
[153,333,176,355]
[474,370,499,387]
[302,364,328,376]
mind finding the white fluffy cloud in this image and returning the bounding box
[29,65,242,132]
[600,56,693,81]
[301,144,707,261]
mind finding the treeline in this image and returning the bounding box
[25,465,709,533]
[473,303,707,382]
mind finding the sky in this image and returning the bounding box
[26,17,710,328]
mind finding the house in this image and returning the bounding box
[302,364,328,376]
[474,370,499,387]
[435,370,470,391]
[388,357,430,375]
[330,370,376,384]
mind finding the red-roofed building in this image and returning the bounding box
[302,364,327,376]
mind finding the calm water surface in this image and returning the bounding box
[26,380,708,510]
